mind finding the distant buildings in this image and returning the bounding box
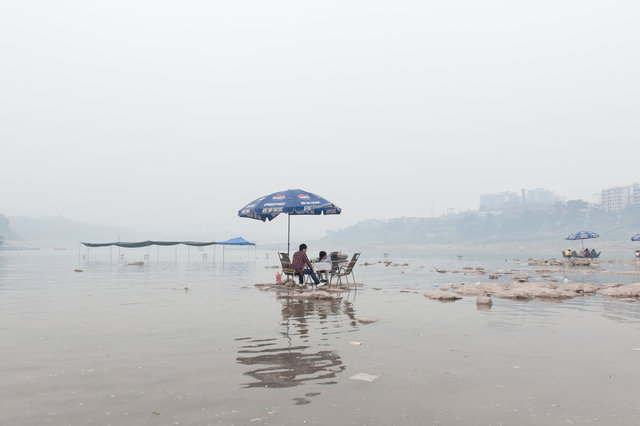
[601,183,640,211]
[524,188,554,205]
[479,188,555,211]
[480,183,640,213]
[479,192,520,211]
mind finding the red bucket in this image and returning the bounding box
[276,272,281,282]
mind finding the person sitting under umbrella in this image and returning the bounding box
[292,243,323,287]
[316,250,331,281]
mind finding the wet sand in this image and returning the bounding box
[1,249,640,425]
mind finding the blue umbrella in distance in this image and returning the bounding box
[238,189,341,254]
[631,234,640,242]
[565,231,599,249]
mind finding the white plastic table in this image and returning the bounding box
[313,262,332,281]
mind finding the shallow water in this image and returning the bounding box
[1,247,640,425]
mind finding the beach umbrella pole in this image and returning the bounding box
[287,214,291,256]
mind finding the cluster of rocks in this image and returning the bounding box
[449,282,598,301]
[525,258,564,266]
[424,282,640,305]
[435,266,487,274]
[254,280,349,294]
[598,283,640,301]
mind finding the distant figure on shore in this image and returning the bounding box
[565,249,572,257]
[635,250,640,259]
[584,248,591,258]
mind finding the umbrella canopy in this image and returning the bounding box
[565,231,599,249]
[565,231,599,240]
[238,188,341,254]
[631,234,640,242]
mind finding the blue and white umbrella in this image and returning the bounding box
[565,231,599,249]
[631,233,640,242]
[238,188,341,254]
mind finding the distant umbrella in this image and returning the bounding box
[631,234,640,242]
[565,231,599,249]
[238,188,341,254]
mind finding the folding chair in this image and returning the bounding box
[279,252,313,285]
[325,258,341,286]
[278,252,297,283]
[330,252,360,287]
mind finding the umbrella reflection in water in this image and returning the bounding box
[235,297,357,391]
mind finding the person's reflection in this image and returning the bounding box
[236,295,358,388]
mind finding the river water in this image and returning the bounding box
[1,247,639,425]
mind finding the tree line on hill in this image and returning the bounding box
[319,203,640,246]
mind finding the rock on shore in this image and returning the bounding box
[598,283,640,299]
[449,282,600,302]
[423,292,462,302]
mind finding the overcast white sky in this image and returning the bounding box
[1,1,639,243]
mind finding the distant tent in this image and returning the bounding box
[79,237,256,264]
[216,236,256,262]
[81,240,216,248]
[216,236,256,246]
[81,237,255,248]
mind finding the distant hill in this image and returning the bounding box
[317,205,640,248]
[0,214,20,240]
[5,204,640,250]
[6,215,141,248]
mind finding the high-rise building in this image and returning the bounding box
[631,183,640,206]
[525,188,554,205]
[601,186,630,211]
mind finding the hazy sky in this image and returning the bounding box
[2,1,639,243]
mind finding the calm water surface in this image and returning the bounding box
[1,247,640,425]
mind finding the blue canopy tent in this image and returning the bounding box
[217,237,256,246]
[217,236,256,263]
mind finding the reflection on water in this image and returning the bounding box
[236,296,357,389]
[236,341,344,388]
